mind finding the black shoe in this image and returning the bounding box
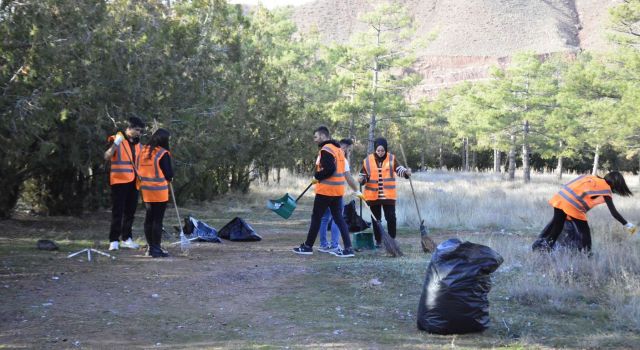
[150,246,169,258]
[292,243,313,255]
[330,247,355,258]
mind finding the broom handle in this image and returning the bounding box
[359,184,363,216]
[169,183,183,233]
[399,144,424,224]
[295,182,314,203]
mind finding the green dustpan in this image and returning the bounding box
[267,182,313,219]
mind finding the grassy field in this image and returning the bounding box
[1,171,639,349]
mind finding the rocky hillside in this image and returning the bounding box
[287,0,620,96]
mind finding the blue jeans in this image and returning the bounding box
[319,198,343,248]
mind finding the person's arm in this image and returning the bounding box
[345,171,359,192]
[604,196,627,225]
[103,132,124,161]
[358,162,369,185]
[159,153,174,182]
[393,158,411,179]
[314,150,336,181]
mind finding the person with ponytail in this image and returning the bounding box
[533,171,636,253]
[136,129,173,258]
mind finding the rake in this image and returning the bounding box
[169,183,191,254]
[399,144,436,253]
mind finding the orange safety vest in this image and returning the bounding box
[548,175,612,221]
[108,135,142,185]
[136,146,170,203]
[363,153,397,201]
[315,143,347,197]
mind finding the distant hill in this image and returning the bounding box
[284,0,620,96]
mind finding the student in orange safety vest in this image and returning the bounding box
[104,117,145,251]
[358,137,411,247]
[293,126,364,258]
[533,171,636,252]
[136,129,173,258]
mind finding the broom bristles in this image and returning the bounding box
[421,235,436,253]
[372,215,403,257]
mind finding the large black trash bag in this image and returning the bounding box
[183,216,222,243]
[218,217,262,241]
[343,200,371,232]
[532,220,587,252]
[417,238,503,334]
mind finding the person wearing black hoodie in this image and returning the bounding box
[358,137,411,247]
[292,126,363,258]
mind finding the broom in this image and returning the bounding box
[399,144,436,253]
[358,195,403,257]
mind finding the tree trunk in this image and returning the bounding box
[592,144,600,175]
[508,132,516,180]
[463,137,469,171]
[522,120,530,183]
[556,156,563,181]
[493,148,501,173]
[471,150,477,171]
[438,144,444,169]
[367,28,382,154]
[420,147,425,171]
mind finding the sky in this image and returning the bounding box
[227,0,316,9]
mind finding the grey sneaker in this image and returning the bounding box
[317,245,333,253]
[121,238,140,249]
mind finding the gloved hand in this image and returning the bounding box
[354,191,365,200]
[114,132,125,146]
[624,222,637,235]
[405,168,412,177]
[311,178,319,185]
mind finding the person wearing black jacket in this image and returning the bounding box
[292,126,364,258]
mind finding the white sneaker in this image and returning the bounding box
[121,238,140,249]
[109,241,119,251]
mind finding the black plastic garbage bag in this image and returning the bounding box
[218,217,262,241]
[532,220,587,252]
[183,216,222,243]
[417,238,503,334]
[343,200,371,232]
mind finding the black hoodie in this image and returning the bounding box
[314,140,342,181]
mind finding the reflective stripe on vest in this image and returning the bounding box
[136,146,169,202]
[315,144,347,196]
[109,138,141,185]
[548,175,612,220]
[363,153,397,201]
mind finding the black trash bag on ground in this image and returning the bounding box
[218,217,262,241]
[37,239,59,251]
[417,238,503,334]
[343,200,371,232]
[183,216,222,243]
[532,220,586,252]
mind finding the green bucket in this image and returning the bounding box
[351,231,375,250]
[266,193,297,219]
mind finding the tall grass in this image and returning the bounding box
[251,169,640,333]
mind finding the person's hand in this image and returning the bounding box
[114,132,125,146]
[624,222,637,235]
[405,168,412,177]
[311,178,319,185]
[354,191,365,200]
[357,174,366,184]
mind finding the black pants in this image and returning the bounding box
[538,208,592,252]
[305,195,352,249]
[144,202,167,250]
[109,181,139,242]
[369,203,397,243]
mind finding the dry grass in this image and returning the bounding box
[251,169,640,339]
